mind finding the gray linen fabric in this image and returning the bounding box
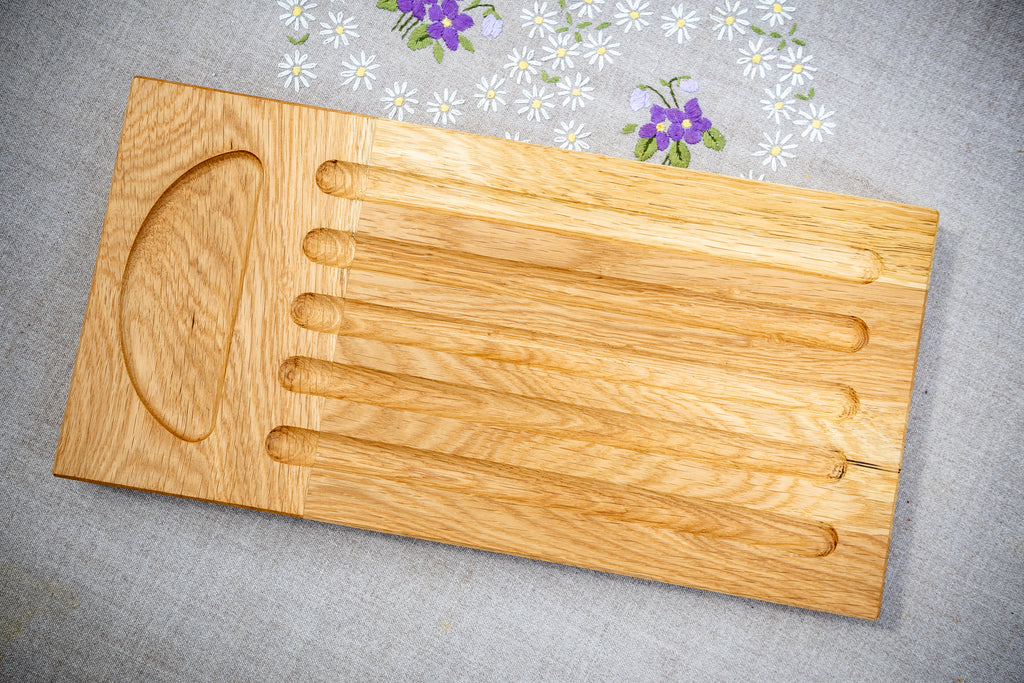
[1,0,1022,679]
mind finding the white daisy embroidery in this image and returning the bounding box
[277,51,317,92]
[710,1,749,41]
[569,0,605,19]
[778,46,816,87]
[542,33,580,71]
[741,170,767,181]
[615,0,652,33]
[427,89,466,125]
[515,83,555,122]
[278,0,317,30]
[582,31,621,70]
[475,74,508,112]
[753,130,797,171]
[737,37,775,79]
[756,1,794,27]
[557,72,595,110]
[504,46,542,84]
[504,131,531,142]
[554,120,592,151]
[339,51,379,91]
[760,84,796,123]
[793,103,835,142]
[662,4,700,43]
[521,1,557,39]
[319,11,359,48]
[380,82,417,121]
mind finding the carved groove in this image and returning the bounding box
[119,151,263,441]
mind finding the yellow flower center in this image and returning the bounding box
[773,3,782,12]
[440,103,450,112]
[792,63,803,73]
[336,25,345,34]
[394,96,404,106]
[292,5,302,16]
[655,122,667,132]
[531,99,542,109]
[442,17,452,27]
[774,101,784,110]
[291,65,302,75]
[486,89,496,99]
[557,47,567,57]
[629,10,639,19]
[812,119,822,129]
[725,15,735,25]
[770,145,782,156]
[596,46,606,54]
[356,66,366,77]
[682,119,692,129]
[568,133,577,142]
[518,60,528,70]
[751,54,762,63]
[677,18,686,27]
[585,0,593,4]
[534,15,544,24]
[571,87,581,96]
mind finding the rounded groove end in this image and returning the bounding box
[291,292,344,333]
[265,425,319,467]
[315,159,369,200]
[302,228,356,268]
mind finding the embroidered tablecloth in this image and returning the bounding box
[1,0,1022,679]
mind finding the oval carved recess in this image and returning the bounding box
[119,151,263,442]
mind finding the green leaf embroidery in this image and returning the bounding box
[751,25,765,35]
[377,0,399,9]
[287,32,310,45]
[459,34,475,52]
[596,21,610,29]
[558,0,566,8]
[433,40,444,63]
[794,93,808,100]
[566,12,572,23]
[574,31,582,42]
[660,78,669,86]
[702,128,726,151]
[667,141,690,168]
[777,39,786,49]
[789,22,797,35]
[634,136,657,162]
[769,31,781,38]
[407,23,432,50]
[621,123,638,134]
[577,21,591,28]
[808,87,814,98]
[793,38,805,46]
[540,70,560,83]
[555,26,569,32]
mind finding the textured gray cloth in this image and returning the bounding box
[2,0,1022,679]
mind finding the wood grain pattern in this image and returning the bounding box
[54,77,938,619]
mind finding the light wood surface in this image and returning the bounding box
[54,77,938,619]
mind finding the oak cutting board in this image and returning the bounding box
[55,77,938,619]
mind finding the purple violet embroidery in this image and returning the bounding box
[428,0,475,51]
[481,14,503,38]
[621,77,726,168]
[397,0,435,21]
[678,98,713,144]
[638,105,685,151]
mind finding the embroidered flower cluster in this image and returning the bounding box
[621,78,725,168]
[376,0,504,63]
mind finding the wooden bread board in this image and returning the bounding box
[55,77,938,619]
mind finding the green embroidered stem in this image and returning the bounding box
[464,0,502,20]
[391,12,408,31]
[638,84,671,109]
